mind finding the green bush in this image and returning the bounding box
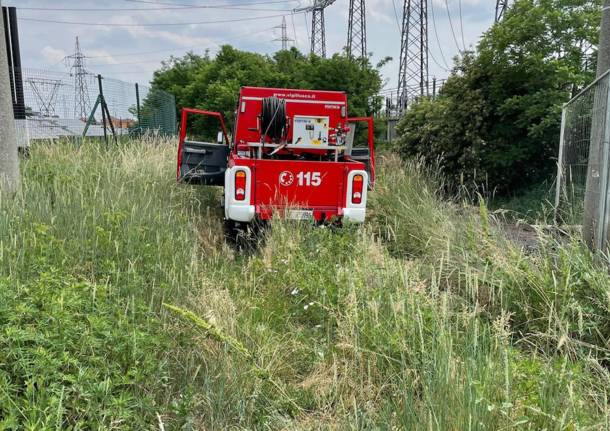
[395,0,600,194]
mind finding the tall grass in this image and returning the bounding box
[0,140,223,427]
[0,142,608,429]
[372,155,610,362]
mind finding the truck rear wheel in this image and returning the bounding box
[223,219,266,250]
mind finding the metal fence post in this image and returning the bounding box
[136,82,142,129]
[598,84,610,250]
[97,74,108,147]
[554,107,567,222]
[135,83,141,127]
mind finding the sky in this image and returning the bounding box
[4,0,496,94]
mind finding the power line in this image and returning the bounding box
[444,0,463,53]
[18,12,304,27]
[457,0,466,50]
[15,1,293,12]
[125,0,296,12]
[429,49,450,73]
[86,26,276,60]
[89,58,175,67]
[125,0,297,8]
[290,13,299,49]
[125,0,294,5]
[303,11,311,46]
[429,0,451,71]
[390,0,401,31]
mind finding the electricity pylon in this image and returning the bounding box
[495,0,509,22]
[65,37,91,120]
[274,16,293,51]
[397,0,429,116]
[294,0,337,57]
[26,77,63,117]
[347,0,367,59]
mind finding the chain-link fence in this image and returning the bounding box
[379,79,447,118]
[554,71,610,231]
[10,67,176,148]
[379,79,447,142]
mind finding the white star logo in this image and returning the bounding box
[279,171,294,186]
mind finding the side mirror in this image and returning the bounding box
[217,131,224,144]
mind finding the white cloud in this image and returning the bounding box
[87,49,120,65]
[40,46,66,64]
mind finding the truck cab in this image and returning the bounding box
[177,86,375,226]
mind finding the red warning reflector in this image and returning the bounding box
[352,174,364,204]
[235,170,247,201]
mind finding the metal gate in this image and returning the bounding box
[555,70,610,250]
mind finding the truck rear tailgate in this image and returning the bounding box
[248,159,361,217]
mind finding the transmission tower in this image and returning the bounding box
[65,37,91,120]
[495,0,509,22]
[273,16,293,51]
[347,0,367,59]
[397,0,429,116]
[294,1,337,57]
[26,77,63,117]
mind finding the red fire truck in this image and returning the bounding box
[177,86,375,230]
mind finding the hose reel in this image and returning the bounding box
[260,96,287,142]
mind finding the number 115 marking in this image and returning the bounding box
[297,171,321,187]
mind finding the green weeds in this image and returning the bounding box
[0,142,608,429]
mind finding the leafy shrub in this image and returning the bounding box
[395,0,600,194]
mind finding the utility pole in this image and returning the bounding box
[0,0,20,193]
[273,16,293,51]
[65,37,91,120]
[294,1,337,57]
[347,0,367,59]
[495,0,509,23]
[397,0,429,116]
[2,6,24,120]
[583,0,610,250]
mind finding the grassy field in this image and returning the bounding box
[1,140,609,429]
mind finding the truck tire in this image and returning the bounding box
[224,219,266,251]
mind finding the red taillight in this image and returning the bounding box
[352,174,364,204]
[235,170,247,201]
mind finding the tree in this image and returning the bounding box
[151,45,384,138]
[0,0,20,193]
[396,0,601,194]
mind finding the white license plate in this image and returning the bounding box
[287,210,313,220]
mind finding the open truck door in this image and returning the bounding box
[177,108,230,186]
[346,116,376,187]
